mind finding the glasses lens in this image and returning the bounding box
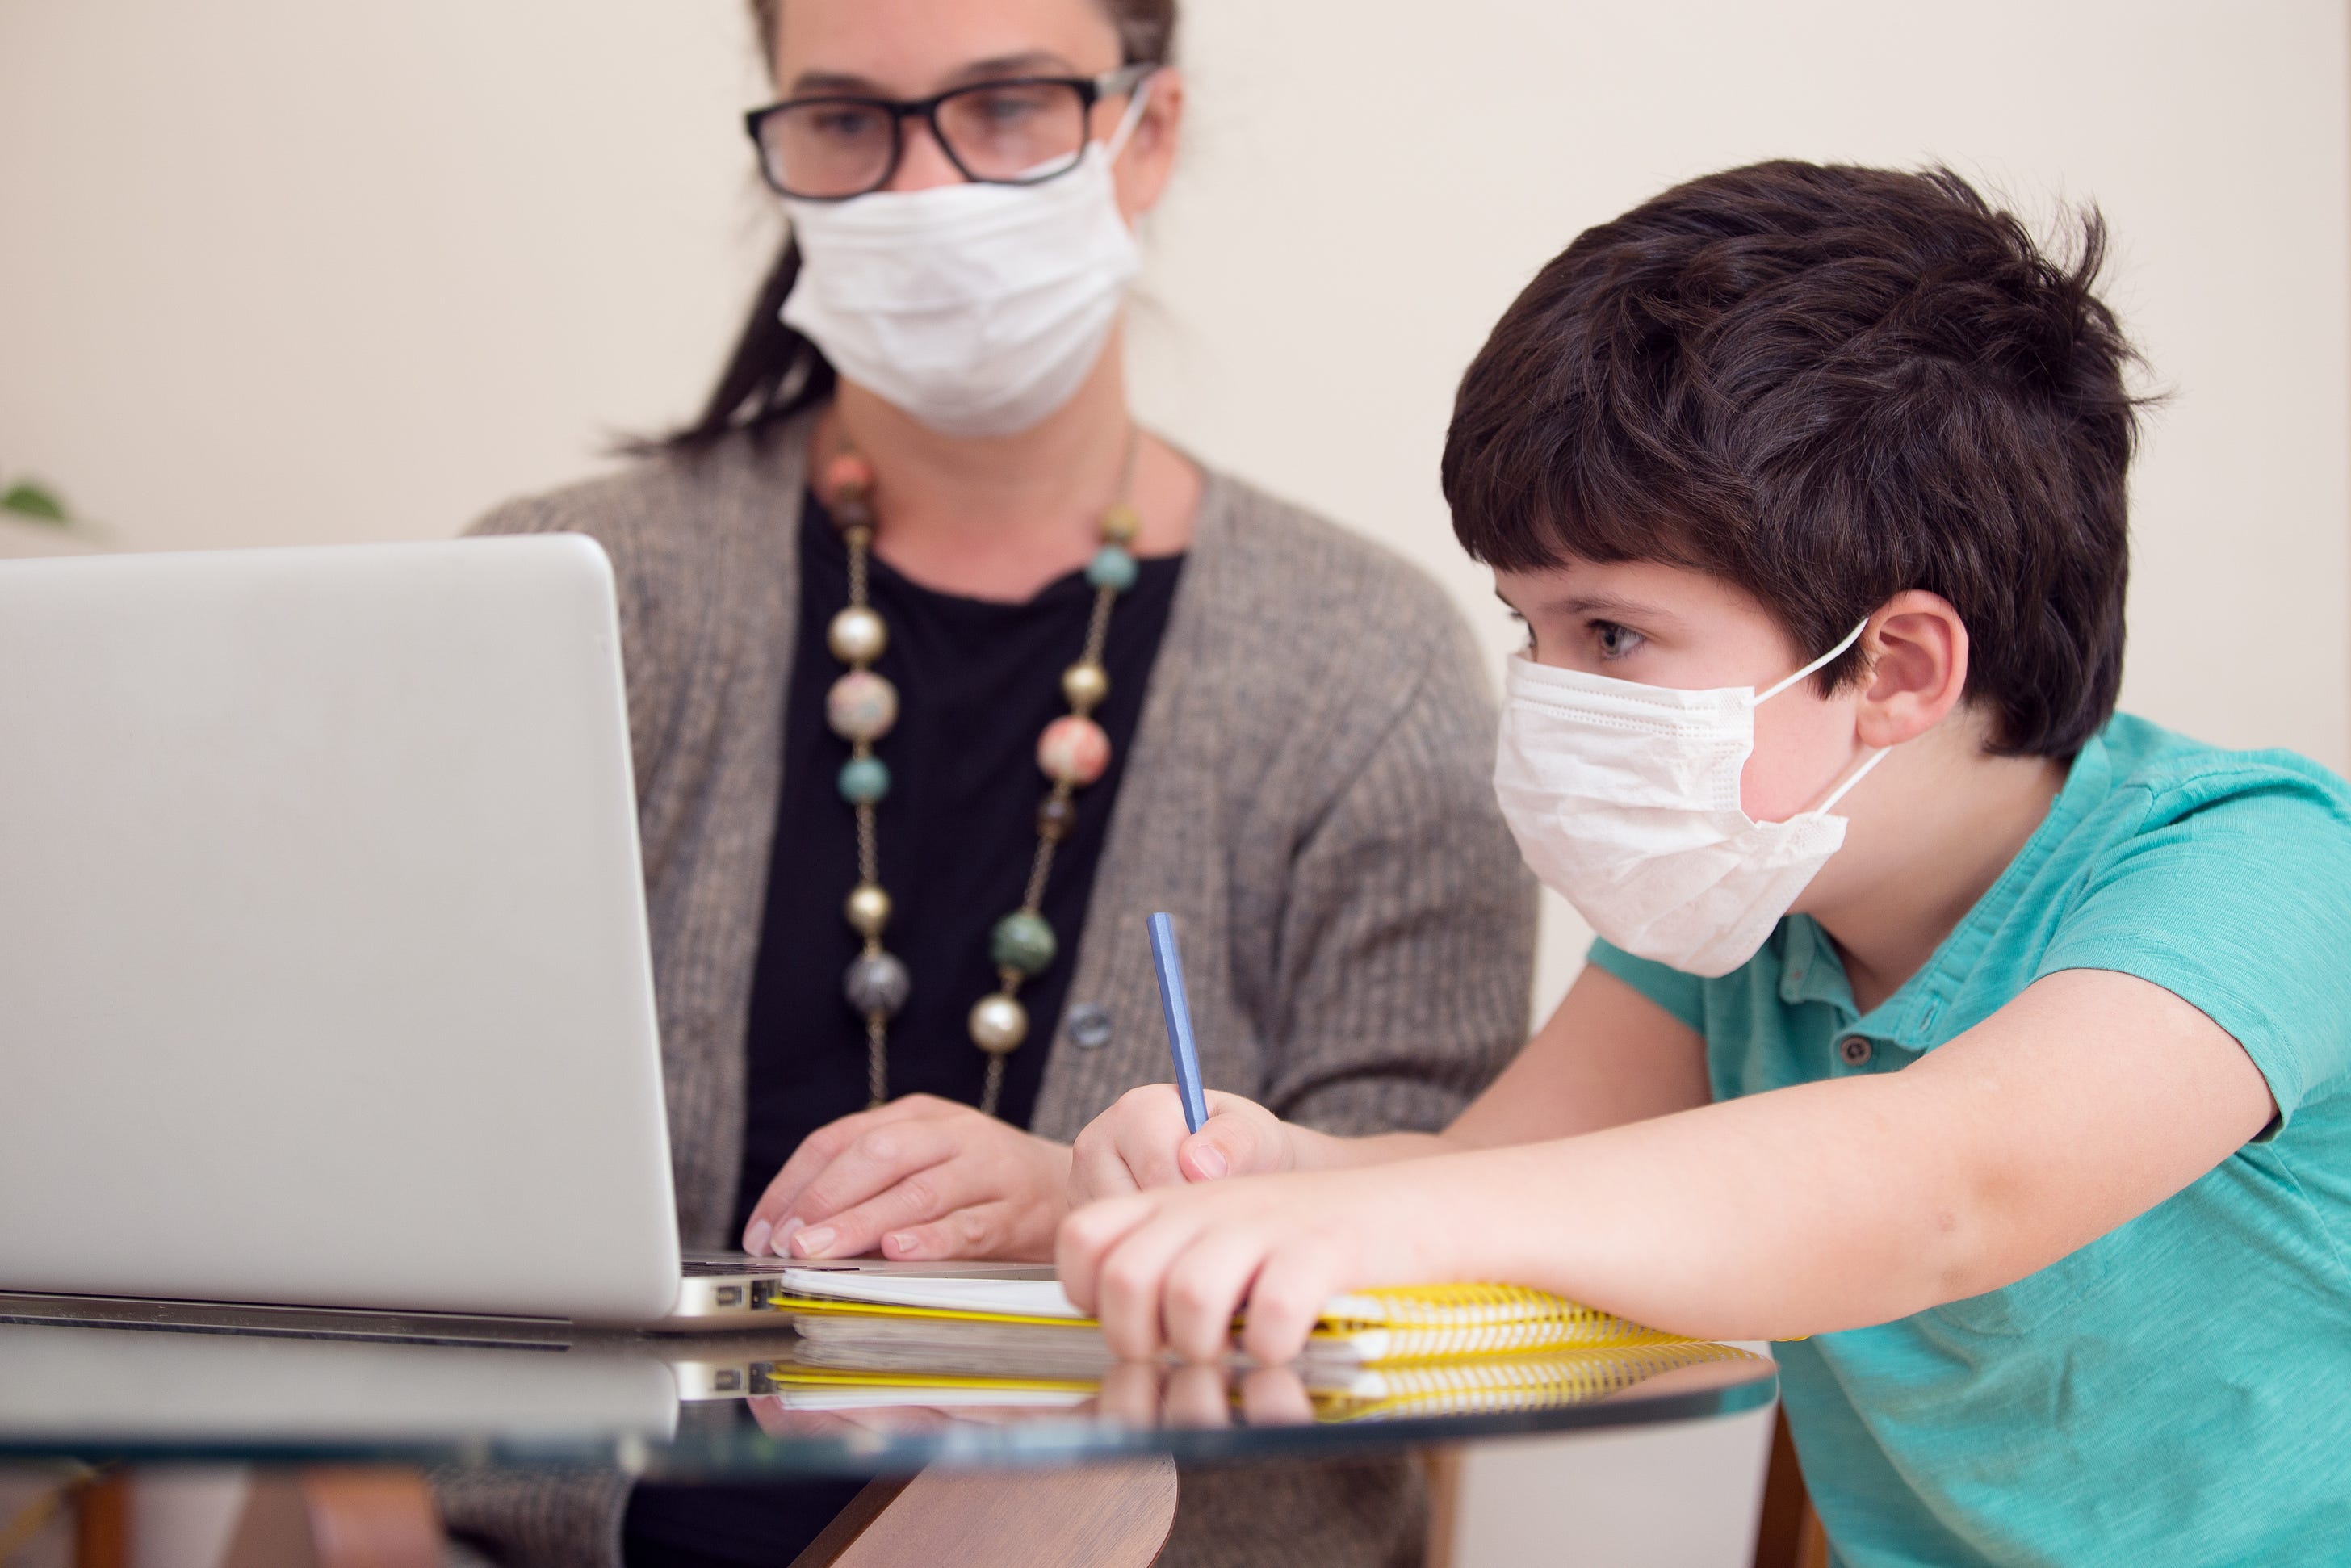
[762,100,895,198]
[934,80,1089,182]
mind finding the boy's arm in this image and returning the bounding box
[1059,966,2274,1362]
[1069,964,1708,1193]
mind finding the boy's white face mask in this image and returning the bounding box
[1492,620,1884,978]
[777,84,1151,439]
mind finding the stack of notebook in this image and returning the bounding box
[754,1264,1761,1420]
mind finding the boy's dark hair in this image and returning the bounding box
[1443,160,2142,758]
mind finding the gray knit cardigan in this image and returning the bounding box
[438,419,1536,1568]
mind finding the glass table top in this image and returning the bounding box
[0,1302,1775,1478]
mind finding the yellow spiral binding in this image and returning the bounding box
[1311,1342,1760,1423]
[1305,1284,1687,1360]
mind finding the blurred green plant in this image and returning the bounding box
[1,475,75,529]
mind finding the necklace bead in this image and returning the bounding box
[837,754,891,804]
[990,911,1058,976]
[1037,793,1078,841]
[844,950,911,1017]
[1037,714,1112,786]
[844,883,892,938]
[827,669,899,743]
[968,992,1030,1054]
[1061,660,1110,712]
[1085,543,1138,594]
[828,606,889,665]
[1100,501,1142,544]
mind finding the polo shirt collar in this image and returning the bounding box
[1775,728,2117,1048]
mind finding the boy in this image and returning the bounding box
[1056,161,2351,1565]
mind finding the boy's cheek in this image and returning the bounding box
[1742,692,1866,821]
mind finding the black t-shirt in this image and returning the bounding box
[731,492,1185,1234]
[627,495,1182,1568]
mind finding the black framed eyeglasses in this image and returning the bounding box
[745,64,1155,202]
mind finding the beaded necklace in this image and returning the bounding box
[817,435,1144,1117]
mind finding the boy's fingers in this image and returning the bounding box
[1103,1085,1197,1189]
[1094,1214,1199,1361]
[1069,1126,1145,1205]
[1176,1113,1276,1182]
[1161,1231,1265,1364]
[1175,1095,1290,1183]
[1237,1247,1332,1366]
[1055,1194,1155,1314]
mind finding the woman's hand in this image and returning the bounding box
[741,1094,1072,1263]
[1056,1163,1451,1365]
[1067,1085,1298,1203]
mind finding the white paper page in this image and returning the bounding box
[774,1264,1085,1319]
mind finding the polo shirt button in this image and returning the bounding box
[1838,1036,1874,1067]
[1067,1004,1114,1050]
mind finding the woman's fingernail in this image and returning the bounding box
[792,1226,836,1259]
[744,1218,772,1256]
[886,1232,918,1256]
[1191,1145,1228,1180]
[772,1217,803,1256]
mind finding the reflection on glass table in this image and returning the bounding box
[0,1312,1775,1478]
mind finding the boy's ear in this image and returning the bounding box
[1855,591,1970,748]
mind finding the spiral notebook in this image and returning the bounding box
[767,1267,1688,1367]
[756,1340,1762,1419]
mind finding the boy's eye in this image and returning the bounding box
[1593,621,1645,660]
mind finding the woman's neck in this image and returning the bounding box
[819,333,1198,602]
[1802,716,2070,1014]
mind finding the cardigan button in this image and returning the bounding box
[1067,1004,1114,1050]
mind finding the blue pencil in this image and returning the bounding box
[1147,912,1209,1134]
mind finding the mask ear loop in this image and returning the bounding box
[1750,618,1871,706]
[1103,70,1158,162]
[1746,618,1885,820]
[1806,744,1890,819]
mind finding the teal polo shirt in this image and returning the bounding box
[1589,714,2351,1566]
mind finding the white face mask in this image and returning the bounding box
[1492,619,1885,978]
[777,85,1151,438]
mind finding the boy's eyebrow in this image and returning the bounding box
[1539,590,1683,626]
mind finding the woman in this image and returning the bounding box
[440,1,1532,1563]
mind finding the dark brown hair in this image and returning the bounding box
[1442,161,2144,758]
[656,0,1179,452]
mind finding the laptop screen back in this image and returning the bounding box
[0,535,680,1321]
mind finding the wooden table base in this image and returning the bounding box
[72,1458,1179,1568]
[794,1458,1180,1568]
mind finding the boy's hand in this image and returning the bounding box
[741,1094,1071,1263]
[1057,1163,1447,1365]
[1068,1085,1297,1203]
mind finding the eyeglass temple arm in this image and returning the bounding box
[1095,62,1159,99]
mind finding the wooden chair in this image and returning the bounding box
[71,1469,442,1568]
[1750,1407,1829,1568]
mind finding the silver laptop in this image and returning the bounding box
[0,535,803,1331]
